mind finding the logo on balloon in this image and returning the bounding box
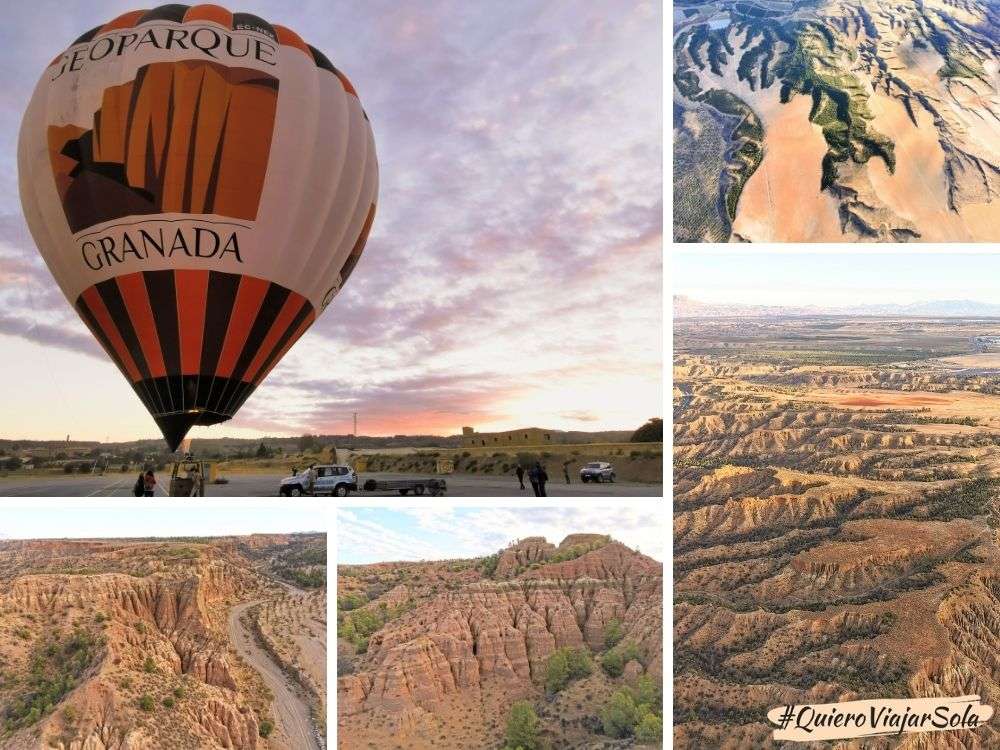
[48,60,279,242]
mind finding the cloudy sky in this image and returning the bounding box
[337,505,664,563]
[676,252,1000,307]
[0,1,662,442]
[0,503,324,538]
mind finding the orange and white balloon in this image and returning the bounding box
[18,4,378,449]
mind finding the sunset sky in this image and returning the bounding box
[0,1,662,442]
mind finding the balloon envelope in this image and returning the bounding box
[19,4,378,450]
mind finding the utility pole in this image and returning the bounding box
[353,412,358,438]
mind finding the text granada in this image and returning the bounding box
[80,225,243,271]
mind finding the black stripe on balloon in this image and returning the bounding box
[198,270,241,414]
[75,298,132,392]
[199,271,240,379]
[77,292,158,416]
[95,279,149,381]
[308,44,336,73]
[253,299,312,386]
[228,381,259,415]
[232,12,277,42]
[143,270,182,408]
[95,279,169,417]
[139,4,190,24]
[71,26,101,45]
[217,283,291,415]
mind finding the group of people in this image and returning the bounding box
[513,462,559,496]
[131,464,202,497]
[133,470,156,497]
[515,460,575,496]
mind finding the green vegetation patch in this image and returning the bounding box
[602,641,642,677]
[340,600,414,654]
[479,552,500,579]
[504,700,542,750]
[2,628,103,733]
[775,24,894,189]
[601,674,663,742]
[549,536,611,564]
[544,647,593,693]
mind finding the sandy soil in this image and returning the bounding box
[934,354,1000,368]
[732,92,844,241]
[229,597,321,750]
[838,394,952,406]
[803,387,1000,421]
[794,518,979,566]
[694,35,843,241]
[866,93,1000,240]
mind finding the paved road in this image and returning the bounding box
[228,594,321,750]
[0,472,661,497]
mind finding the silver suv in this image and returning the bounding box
[580,462,616,483]
[280,465,357,497]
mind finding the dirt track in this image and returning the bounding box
[228,594,321,750]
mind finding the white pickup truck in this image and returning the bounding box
[279,465,357,497]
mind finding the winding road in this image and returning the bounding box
[227,591,321,750]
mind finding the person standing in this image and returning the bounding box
[563,463,571,484]
[186,464,201,496]
[143,470,156,497]
[536,462,549,497]
[528,464,541,496]
[515,465,526,490]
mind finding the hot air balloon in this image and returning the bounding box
[18,4,378,450]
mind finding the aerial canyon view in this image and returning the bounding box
[337,531,664,749]
[673,302,1000,747]
[673,0,1000,241]
[0,532,326,750]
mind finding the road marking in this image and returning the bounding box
[86,477,127,496]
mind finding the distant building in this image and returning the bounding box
[460,426,554,448]
[20,447,52,458]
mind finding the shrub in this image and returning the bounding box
[601,690,639,738]
[635,712,663,743]
[630,417,662,442]
[138,695,154,712]
[604,619,624,650]
[2,628,101,731]
[142,656,156,673]
[619,641,641,663]
[505,701,540,750]
[601,650,624,677]
[337,593,367,611]
[173,686,185,699]
[479,553,500,578]
[545,647,592,693]
[162,697,175,708]
[259,719,274,738]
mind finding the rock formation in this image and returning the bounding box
[338,535,663,748]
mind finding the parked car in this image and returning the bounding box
[280,465,357,496]
[580,461,616,483]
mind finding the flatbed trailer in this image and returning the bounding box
[361,477,447,496]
